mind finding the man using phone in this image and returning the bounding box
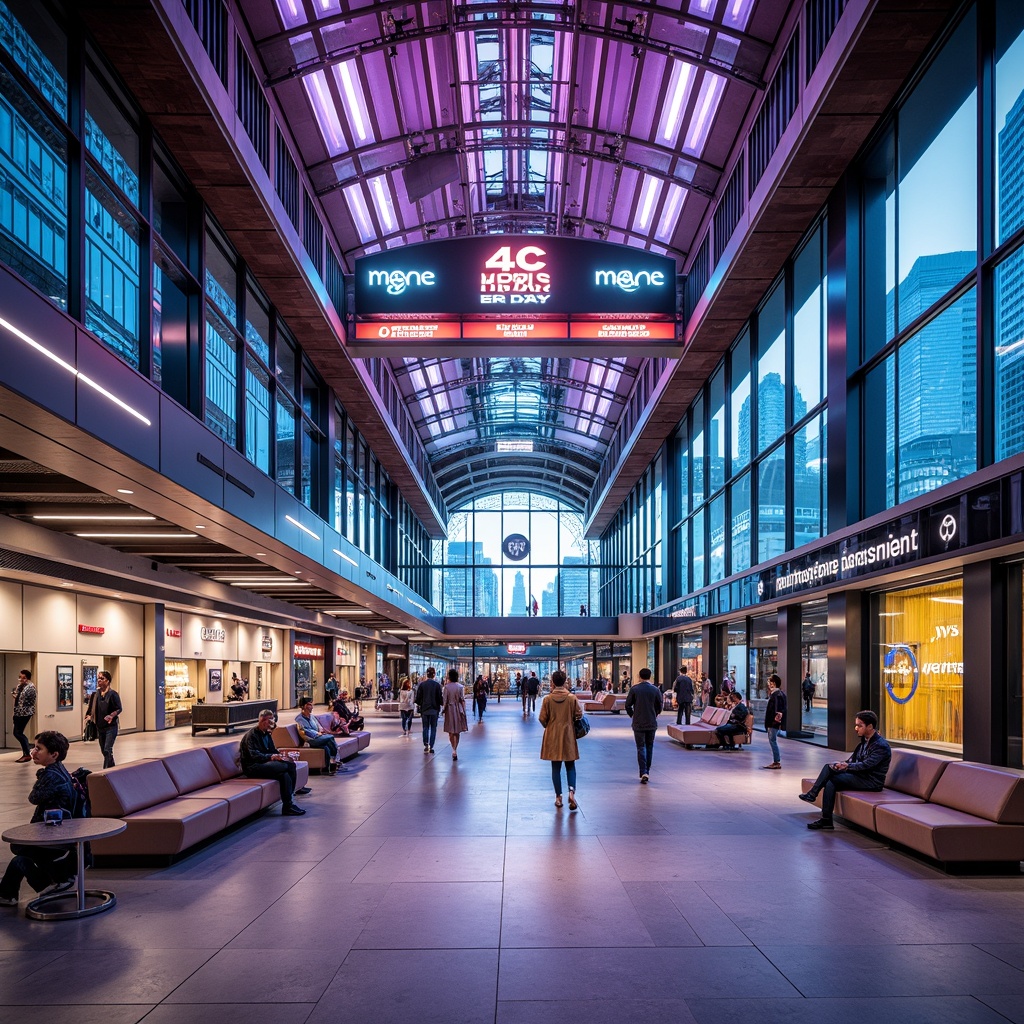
[798,710,891,830]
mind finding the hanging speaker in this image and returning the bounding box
[402,151,461,203]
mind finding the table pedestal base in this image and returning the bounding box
[25,890,117,920]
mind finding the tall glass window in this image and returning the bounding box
[793,228,824,411]
[895,288,977,502]
[995,247,1024,460]
[997,0,1024,247]
[709,367,726,495]
[756,281,786,454]
[896,13,976,332]
[730,471,751,574]
[794,413,825,548]
[757,444,786,563]
[730,330,750,473]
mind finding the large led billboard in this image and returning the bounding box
[354,237,676,317]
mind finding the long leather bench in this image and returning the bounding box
[271,714,371,773]
[800,751,1024,868]
[581,693,626,713]
[666,705,754,749]
[87,742,310,858]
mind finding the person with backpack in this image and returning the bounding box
[0,731,79,907]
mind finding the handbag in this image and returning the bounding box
[574,713,591,739]
[83,719,98,742]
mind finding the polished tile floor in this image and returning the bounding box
[2,701,1023,1024]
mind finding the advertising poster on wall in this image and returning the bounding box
[57,666,74,709]
[208,668,222,693]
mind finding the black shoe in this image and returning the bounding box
[429,747,435,753]
[807,818,834,830]
[282,804,306,816]
[296,786,312,795]
[798,792,817,803]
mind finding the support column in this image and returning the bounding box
[962,560,1006,766]
[827,591,865,751]
[144,604,166,731]
[778,603,807,737]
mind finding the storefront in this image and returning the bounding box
[293,639,325,705]
[162,614,284,729]
[0,581,143,746]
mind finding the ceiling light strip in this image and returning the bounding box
[285,514,321,540]
[0,316,152,426]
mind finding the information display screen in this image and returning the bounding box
[354,236,676,317]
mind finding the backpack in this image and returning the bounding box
[68,766,92,819]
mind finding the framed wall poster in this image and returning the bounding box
[82,665,98,706]
[57,666,74,709]
[208,668,222,693]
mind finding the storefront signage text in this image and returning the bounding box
[201,627,226,642]
[507,643,527,655]
[78,624,104,635]
[776,529,920,596]
[294,643,324,658]
[166,628,181,638]
[261,635,273,652]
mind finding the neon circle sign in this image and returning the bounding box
[883,644,919,705]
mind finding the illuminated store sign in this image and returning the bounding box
[507,643,527,655]
[166,628,181,638]
[294,643,324,658]
[262,635,274,652]
[78,624,105,635]
[354,237,675,317]
[201,627,226,642]
[355,322,460,340]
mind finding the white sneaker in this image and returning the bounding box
[41,879,75,896]
[0,895,18,906]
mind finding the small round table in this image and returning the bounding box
[2,818,126,920]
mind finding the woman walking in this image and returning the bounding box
[472,674,487,721]
[85,670,121,768]
[11,669,36,763]
[539,669,583,810]
[442,668,468,759]
[398,677,415,736]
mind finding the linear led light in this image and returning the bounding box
[684,74,725,155]
[634,175,661,233]
[75,532,196,538]
[212,576,300,583]
[285,514,320,540]
[336,60,371,144]
[0,315,152,426]
[497,440,533,452]
[657,183,686,243]
[304,71,346,154]
[930,597,963,604]
[370,175,397,234]
[332,548,358,566]
[229,581,311,588]
[34,515,156,522]
[658,61,694,146]
[344,183,375,243]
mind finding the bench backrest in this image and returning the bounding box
[162,747,222,795]
[272,723,303,748]
[928,761,1024,823]
[207,740,244,780]
[883,749,950,799]
[88,759,179,816]
[707,707,731,726]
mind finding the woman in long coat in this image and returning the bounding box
[442,668,469,759]
[539,669,583,810]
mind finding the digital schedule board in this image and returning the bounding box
[349,237,680,356]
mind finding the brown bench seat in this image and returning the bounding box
[667,706,753,749]
[87,742,309,858]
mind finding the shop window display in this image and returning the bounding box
[878,578,963,752]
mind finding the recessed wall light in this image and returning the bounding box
[117,488,134,494]
[195,524,206,529]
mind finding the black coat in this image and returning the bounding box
[765,689,787,730]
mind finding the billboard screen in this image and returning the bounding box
[353,236,676,317]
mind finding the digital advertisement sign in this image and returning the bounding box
[353,237,676,317]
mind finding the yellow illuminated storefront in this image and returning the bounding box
[878,578,963,753]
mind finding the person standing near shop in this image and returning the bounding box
[802,672,815,712]
[525,672,540,716]
[539,669,583,810]
[761,673,787,769]
[625,667,663,784]
[472,674,487,722]
[11,669,36,763]
[325,671,339,706]
[85,671,121,768]
[673,665,695,726]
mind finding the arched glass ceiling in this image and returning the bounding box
[241,0,788,513]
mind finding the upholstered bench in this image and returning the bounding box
[87,742,309,859]
[667,705,753,749]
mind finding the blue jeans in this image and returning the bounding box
[421,711,439,749]
[550,760,577,795]
[401,709,414,733]
[767,727,781,763]
[307,734,338,765]
[633,729,656,776]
